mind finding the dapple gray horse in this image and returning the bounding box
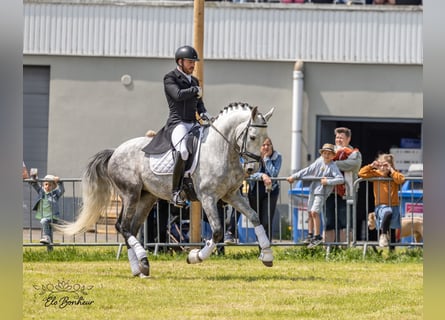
[58,103,274,277]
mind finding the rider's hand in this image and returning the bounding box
[200,112,213,122]
[195,86,203,99]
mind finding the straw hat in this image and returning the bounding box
[319,143,336,154]
[44,174,56,181]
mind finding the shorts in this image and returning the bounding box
[324,193,347,231]
[308,195,325,214]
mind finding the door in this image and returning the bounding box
[318,117,422,240]
[23,65,50,229]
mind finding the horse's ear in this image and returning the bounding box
[251,106,259,120]
[263,107,274,122]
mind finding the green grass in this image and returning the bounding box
[23,246,423,320]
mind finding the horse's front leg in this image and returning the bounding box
[186,197,221,264]
[223,192,273,267]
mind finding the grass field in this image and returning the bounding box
[23,246,423,320]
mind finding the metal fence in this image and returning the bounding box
[352,176,423,256]
[22,175,423,253]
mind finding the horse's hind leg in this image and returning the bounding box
[115,204,149,277]
[115,206,142,276]
[117,192,157,277]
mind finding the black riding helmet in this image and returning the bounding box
[175,45,200,65]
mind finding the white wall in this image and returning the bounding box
[23,55,422,178]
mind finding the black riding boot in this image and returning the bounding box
[171,151,186,207]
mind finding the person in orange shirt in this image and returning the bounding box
[358,153,405,247]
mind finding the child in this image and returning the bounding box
[358,153,405,248]
[287,143,344,248]
[29,173,65,245]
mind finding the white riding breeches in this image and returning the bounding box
[172,122,196,161]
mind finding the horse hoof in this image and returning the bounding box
[259,247,274,267]
[138,273,150,279]
[262,260,273,267]
[186,248,202,264]
[139,258,150,276]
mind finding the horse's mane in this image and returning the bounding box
[214,102,254,120]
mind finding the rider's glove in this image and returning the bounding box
[195,86,203,99]
[200,112,212,122]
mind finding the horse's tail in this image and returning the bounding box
[59,149,115,235]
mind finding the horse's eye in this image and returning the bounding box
[250,136,256,141]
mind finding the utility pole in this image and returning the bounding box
[190,0,205,246]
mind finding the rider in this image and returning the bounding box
[164,45,211,207]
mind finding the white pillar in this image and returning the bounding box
[291,60,304,174]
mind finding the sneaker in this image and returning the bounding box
[224,232,236,245]
[303,235,313,245]
[307,237,323,248]
[40,235,51,245]
[379,233,389,247]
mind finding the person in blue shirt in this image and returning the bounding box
[287,143,344,248]
[247,137,282,241]
[29,173,65,245]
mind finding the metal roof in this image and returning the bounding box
[23,0,423,64]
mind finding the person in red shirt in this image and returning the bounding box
[324,127,361,246]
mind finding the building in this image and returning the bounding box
[23,0,423,234]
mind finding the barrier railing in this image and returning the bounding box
[22,175,423,253]
[22,178,124,247]
[352,176,423,256]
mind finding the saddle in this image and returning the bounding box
[142,126,204,201]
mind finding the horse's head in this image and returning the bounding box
[237,106,274,174]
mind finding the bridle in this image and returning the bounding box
[237,119,268,164]
[207,115,268,165]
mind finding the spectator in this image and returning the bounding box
[22,161,29,179]
[223,203,238,245]
[335,0,367,4]
[224,161,251,245]
[373,0,396,4]
[324,127,362,245]
[373,0,421,4]
[139,199,170,252]
[280,0,305,3]
[167,203,190,251]
[247,137,282,241]
[358,153,405,247]
[287,143,344,248]
[29,173,65,247]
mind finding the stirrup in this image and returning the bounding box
[171,192,186,208]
